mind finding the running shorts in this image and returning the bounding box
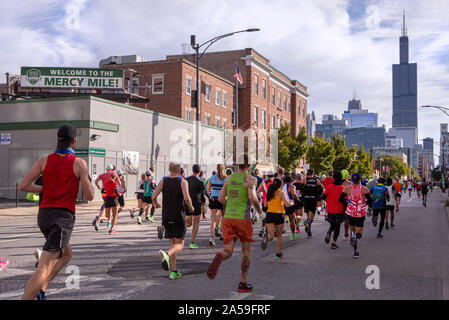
[327,212,345,225]
[104,197,119,208]
[285,205,296,216]
[222,218,254,245]
[38,207,75,254]
[209,197,224,210]
[186,204,202,216]
[266,212,285,225]
[118,195,125,207]
[346,215,365,228]
[294,199,303,210]
[386,205,395,211]
[303,199,317,214]
[142,196,152,204]
[136,192,144,200]
[163,222,186,240]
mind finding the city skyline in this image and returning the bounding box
[0,0,448,162]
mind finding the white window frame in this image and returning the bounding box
[152,74,164,95]
[206,114,211,126]
[215,117,220,127]
[271,87,275,105]
[186,76,192,96]
[284,94,287,111]
[254,105,259,127]
[254,75,259,96]
[222,91,227,108]
[271,115,275,129]
[262,79,267,99]
[232,110,236,127]
[262,110,266,129]
[186,109,191,121]
[277,93,281,110]
[222,118,227,129]
[215,89,221,106]
[205,84,211,102]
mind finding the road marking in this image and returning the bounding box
[214,292,274,300]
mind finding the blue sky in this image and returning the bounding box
[1,0,448,161]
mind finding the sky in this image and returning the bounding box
[1,0,448,162]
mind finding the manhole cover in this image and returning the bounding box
[108,256,210,279]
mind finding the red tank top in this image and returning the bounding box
[40,153,80,213]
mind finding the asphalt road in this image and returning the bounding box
[1,189,449,300]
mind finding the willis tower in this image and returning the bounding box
[392,11,418,148]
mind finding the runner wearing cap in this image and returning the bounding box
[293,173,304,232]
[19,125,94,300]
[257,171,274,237]
[137,170,154,224]
[208,164,226,246]
[301,169,322,237]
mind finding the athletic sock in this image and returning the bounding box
[139,208,143,217]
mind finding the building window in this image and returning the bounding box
[288,101,291,113]
[215,117,220,127]
[222,119,227,129]
[278,116,282,128]
[215,89,220,105]
[232,110,236,126]
[298,102,301,116]
[186,109,191,121]
[277,93,281,110]
[206,115,211,126]
[205,84,211,102]
[254,106,259,127]
[303,106,306,117]
[186,76,192,95]
[262,79,266,99]
[284,95,287,111]
[271,87,275,105]
[129,77,139,94]
[271,115,276,129]
[152,75,164,94]
[222,92,227,107]
[262,110,266,129]
[254,75,259,96]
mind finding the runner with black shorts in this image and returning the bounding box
[322,171,345,249]
[283,175,299,240]
[186,164,207,249]
[385,177,399,229]
[302,169,322,237]
[208,164,226,246]
[95,164,121,234]
[340,173,372,258]
[130,173,145,218]
[152,162,194,280]
[19,124,94,300]
[421,178,429,207]
[293,174,304,231]
[138,171,154,224]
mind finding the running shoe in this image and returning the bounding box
[295,227,300,233]
[148,216,155,223]
[237,281,253,293]
[209,238,216,247]
[385,222,389,230]
[206,252,224,279]
[108,229,118,235]
[274,252,283,260]
[129,209,134,219]
[299,220,303,226]
[391,224,395,228]
[282,229,286,234]
[219,229,224,241]
[261,232,269,250]
[258,229,264,238]
[189,242,199,249]
[290,233,297,240]
[107,222,112,228]
[34,248,42,268]
[157,225,164,240]
[92,215,100,226]
[0,258,9,271]
[202,215,206,220]
[169,270,182,280]
[145,216,150,221]
[324,230,332,244]
[251,216,257,225]
[158,250,170,271]
[36,290,47,300]
[353,251,360,259]
[331,243,339,250]
[214,227,220,238]
[137,216,142,225]
[350,235,357,248]
[94,218,100,232]
[376,233,383,238]
[303,221,311,237]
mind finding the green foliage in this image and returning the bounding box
[306,135,335,176]
[375,155,409,178]
[351,146,373,177]
[431,168,442,182]
[277,123,307,171]
[331,134,355,172]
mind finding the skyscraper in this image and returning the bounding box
[342,98,378,128]
[392,11,418,148]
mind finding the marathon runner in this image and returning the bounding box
[341,169,352,241]
[261,178,294,258]
[421,178,429,207]
[137,170,155,224]
[293,173,304,232]
[385,177,399,230]
[322,171,345,249]
[18,124,94,299]
[152,162,194,280]
[301,169,322,237]
[340,173,372,258]
[393,178,403,206]
[116,170,132,218]
[370,177,390,238]
[185,164,207,249]
[257,171,274,237]
[199,171,208,220]
[283,175,299,240]
[130,173,146,218]
[208,164,226,247]
[416,180,422,199]
[407,180,413,198]
[206,156,264,293]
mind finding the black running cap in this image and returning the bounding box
[57,124,79,149]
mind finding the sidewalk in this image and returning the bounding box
[0,199,140,219]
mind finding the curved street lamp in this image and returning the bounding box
[190,28,260,164]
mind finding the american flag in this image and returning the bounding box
[233,66,243,85]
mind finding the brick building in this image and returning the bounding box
[102,58,235,130]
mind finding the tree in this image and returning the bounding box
[375,155,408,178]
[350,147,373,177]
[331,134,355,172]
[277,123,308,171]
[306,135,335,176]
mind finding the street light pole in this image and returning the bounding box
[190,28,260,165]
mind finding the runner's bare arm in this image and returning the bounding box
[181,179,194,213]
[75,158,94,201]
[256,183,263,194]
[246,175,262,214]
[94,175,102,190]
[151,179,163,203]
[18,157,46,193]
[279,190,294,207]
[218,178,229,205]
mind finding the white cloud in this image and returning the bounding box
[1,0,448,162]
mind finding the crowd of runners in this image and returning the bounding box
[13,124,439,299]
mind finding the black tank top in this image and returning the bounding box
[162,177,185,225]
[303,176,318,199]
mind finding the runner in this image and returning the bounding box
[130,173,146,218]
[340,173,372,258]
[185,164,207,249]
[416,180,422,199]
[421,178,429,207]
[18,124,94,299]
[199,170,208,220]
[283,175,299,240]
[152,162,194,280]
[261,178,294,258]
[208,164,226,246]
[206,156,263,293]
[393,178,403,206]
[385,177,399,230]
[137,170,154,225]
[293,174,304,232]
[257,171,274,237]
[94,164,121,234]
[370,177,390,238]
[322,171,345,249]
[412,181,416,192]
[301,169,322,237]
[116,170,131,218]
[341,169,352,241]
[407,180,413,198]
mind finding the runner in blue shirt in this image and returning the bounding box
[370,177,390,238]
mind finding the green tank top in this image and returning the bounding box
[225,173,251,220]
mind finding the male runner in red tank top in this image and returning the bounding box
[19,125,94,300]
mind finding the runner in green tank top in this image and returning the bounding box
[206,156,264,293]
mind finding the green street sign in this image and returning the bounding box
[75,147,106,158]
